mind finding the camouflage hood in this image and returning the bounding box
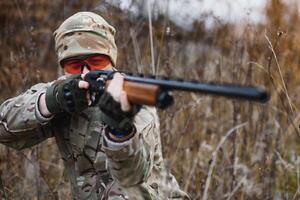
[54,12,118,67]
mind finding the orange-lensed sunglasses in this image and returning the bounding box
[61,54,111,74]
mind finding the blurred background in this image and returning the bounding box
[1,0,300,199]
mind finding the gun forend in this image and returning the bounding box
[106,80,173,108]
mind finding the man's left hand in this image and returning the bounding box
[98,72,141,141]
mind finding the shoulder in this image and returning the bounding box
[29,75,67,91]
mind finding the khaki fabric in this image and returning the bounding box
[54,12,118,66]
[0,80,190,200]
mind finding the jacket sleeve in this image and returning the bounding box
[102,106,161,187]
[0,83,53,150]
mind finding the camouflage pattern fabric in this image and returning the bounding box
[54,12,118,67]
[0,79,190,200]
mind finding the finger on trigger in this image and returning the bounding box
[78,80,89,89]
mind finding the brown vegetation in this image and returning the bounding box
[1,0,300,199]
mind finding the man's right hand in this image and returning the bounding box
[44,75,89,114]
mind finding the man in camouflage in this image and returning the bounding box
[0,12,190,200]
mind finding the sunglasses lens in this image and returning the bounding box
[85,56,111,70]
[62,60,82,74]
[62,55,111,74]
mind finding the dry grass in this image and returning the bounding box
[1,0,300,199]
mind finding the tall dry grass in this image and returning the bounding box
[1,0,300,199]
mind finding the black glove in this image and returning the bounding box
[98,92,141,139]
[45,75,88,113]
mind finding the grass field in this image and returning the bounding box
[0,0,300,199]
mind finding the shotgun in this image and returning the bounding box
[84,70,269,109]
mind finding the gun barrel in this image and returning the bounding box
[124,75,269,103]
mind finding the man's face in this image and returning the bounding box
[61,54,113,75]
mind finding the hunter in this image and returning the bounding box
[0,12,190,200]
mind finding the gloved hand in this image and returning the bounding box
[98,72,141,140]
[98,91,141,139]
[45,75,89,113]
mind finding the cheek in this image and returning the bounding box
[103,64,113,71]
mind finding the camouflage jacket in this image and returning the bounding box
[0,79,190,200]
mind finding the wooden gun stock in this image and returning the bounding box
[107,80,161,106]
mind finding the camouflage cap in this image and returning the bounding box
[54,12,117,67]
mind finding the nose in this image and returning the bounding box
[81,65,90,74]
